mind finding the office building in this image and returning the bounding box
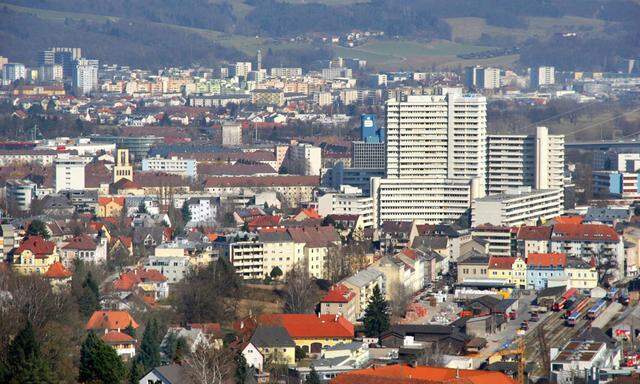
[270,67,302,78]
[471,187,564,227]
[221,122,242,147]
[6,179,37,212]
[385,90,487,185]
[73,58,99,96]
[142,155,197,178]
[51,47,82,78]
[371,177,483,226]
[531,66,555,88]
[55,154,87,192]
[38,50,55,66]
[486,126,565,195]
[465,66,501,90]
[3,63,26,83]
[360,114,383,143]
[352,142,385,169]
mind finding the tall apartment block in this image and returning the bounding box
[465,66,501,90]
[531,66,555,88]
[486,126,564,195]
[385,90,487,184]
[73,58,99,96]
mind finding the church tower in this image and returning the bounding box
[113,148,133,183]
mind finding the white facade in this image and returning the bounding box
[550,340,620,384]
[466,66,500,90]
[317,186,374,228]
[487,126,565,195]
[289,143,322,176]
[142,155,197,178]
[38,64,63,82]
[371,177,483,226]
[472,187,564,227]
[5,179,36,212]
[221,122,242,147]
[229,241,264,280]
[73,58,99,95]
[145,254,191,283]
[186,198,217,224]
[532,66,555,87]
[3,63,26,83]
[54,154,87,192]
[270,67,302,78]
[233,62,252,78]
[385,90,487,184]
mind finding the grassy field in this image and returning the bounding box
[446,16,608,43]
[334,39,498,70]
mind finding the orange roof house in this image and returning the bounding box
[86,310,139,333]
[43,261,72,279]
[97,196,126,218]
[12,236,59,275]
[331,364,517,384]
[526,253,567,268]
[488,256,516,270]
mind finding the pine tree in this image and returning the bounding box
[362,285,390,337]
[136,319,161,370]
[235,352,249,384]
[181,201,191,223]
[124,322,136,338]
[26,219,50,239]
[78,271,100,317]
[79,332,126,384]
[305,365,321,384]
[4,322,54,384]
[128,360,146,384]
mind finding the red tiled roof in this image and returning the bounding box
[189,323,223,337]
[98,196,125,207]
[321,284,356,304]
[204,175,319,188]
[62,235,97,251]
[257,314,354,339]
[399,248,420,260]
[248,215,281,230]
[197,162,276,177]
[516,225,552,241]
[101,331,135,344]
[43,261,72,279]
[295,207,321,220]
[16,236,55,258]
[331,365,517,384]
[113,268,167,291]
[527,253,567,268]
[86,310,139,331]
[551,223,620,242]
[554,216,584,225]
[488,256,516,270]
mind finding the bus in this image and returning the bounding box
[566,311,581,326]
[587,300,607,320]
[607,288,619,301]
[553,288,578,311]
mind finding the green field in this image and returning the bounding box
[334,40,497,69]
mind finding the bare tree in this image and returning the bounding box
[389,281,412,319]
[183,344,233,384]
[283,261,318,313]
[324,244,352,283]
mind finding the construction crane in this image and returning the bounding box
[492,337,526,384]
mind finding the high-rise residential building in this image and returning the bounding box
[531,66,555,88]
[6,179,37,212]
[317,186,374,228]
[385,90,487,184]
[221,122,242,147]
[113,148,133,183]
[288,143,322,176]
[2,63,26,83]
[142,155,197,178]
[55,154,87,192]
[321,67,352,80]
[465,66,501,90]
[232,62,252,78]
[73,58,99,95]
[38,64,64,82]
[49,47,81,78]
[471,187,564,227]
[0,56,7,70]
[38,50,55,66]
[486,126,564,195]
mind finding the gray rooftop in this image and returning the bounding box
[342,267,383,288]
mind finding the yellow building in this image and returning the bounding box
[12,236,59,275]
[487,256,527,288]
[97,196,125,218]
[566,258,598,289]
[249,325,296,366]
[511,257,527,289]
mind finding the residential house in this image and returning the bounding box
[11,236,59,275]
[288,226,340,278]
[296,342,370,382]
[139,364,190,384]
[259,228,303,279]
[340,267,385,320]
[60,234,108,266]
[487,256,527,289]
[97,196,125,217]
[133,227,167,248]
[246,325,296,368]
[101,331,136,361]
[516,226,552,257]
[565,257,598,289]
[43,261,73,291]
[320,284,358,323]
[113,267,169,300]
[456,250,489,285]
[86,310,139,334]
[185,197,217,226]
[526,253,567,290]
[145,243,192,283]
